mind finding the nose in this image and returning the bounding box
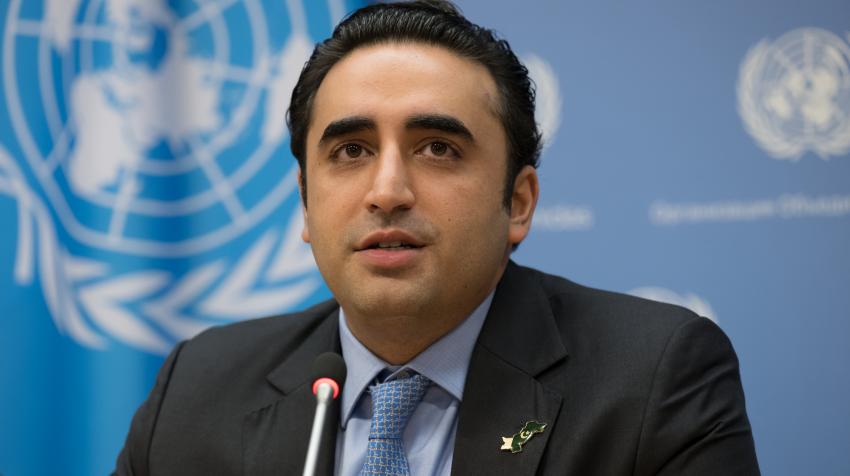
[364,146,415,214]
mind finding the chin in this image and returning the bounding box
[349,286,431,318]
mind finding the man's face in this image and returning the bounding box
[301,42,534,324]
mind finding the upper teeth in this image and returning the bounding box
[377,241,405,248]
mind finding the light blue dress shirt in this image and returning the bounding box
[335,292,494,476]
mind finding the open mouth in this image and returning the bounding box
[357,230,426,253]
[368,241,421,250]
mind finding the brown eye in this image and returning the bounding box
[345,144,363,158]
[415,140,459,161]
[429,142,448,156]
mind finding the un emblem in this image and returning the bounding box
[737,28,850,161]
[1,0,335,354]
[523,53,562,148]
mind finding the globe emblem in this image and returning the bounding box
[2,0,337,353]
[522,53,562,149]
[737,28,850,160]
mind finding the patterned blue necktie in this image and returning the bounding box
[359,373,430,476]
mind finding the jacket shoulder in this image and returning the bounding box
[507,265,758,474]
[182,299,337,354]
[162,298,339,393]
[519,263,704,337]
[508,263,724,382]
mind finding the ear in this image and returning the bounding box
[298,168,310,243]
[508,165,539,246]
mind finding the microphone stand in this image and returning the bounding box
[303,381,334,476]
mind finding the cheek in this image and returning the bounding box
[303,198,336,247]
[307,178,351,219]
[451,172,505,210]
[437,180,509,235]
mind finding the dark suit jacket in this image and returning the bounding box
[115,262,760,475]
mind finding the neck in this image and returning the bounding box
[342,287,498,365]
[341,257,510,365]
[342,307,465,365]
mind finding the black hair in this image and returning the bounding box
[286,0,541,209]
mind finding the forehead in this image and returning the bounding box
[307,42,503,144]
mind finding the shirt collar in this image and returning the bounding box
[337,292,494,429]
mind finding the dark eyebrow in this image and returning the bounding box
[405,114,475,143]
[318,116,376,145]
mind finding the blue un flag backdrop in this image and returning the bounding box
[0,1,364,474]
[2,1,850,475]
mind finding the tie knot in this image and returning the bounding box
[368,373,430,439]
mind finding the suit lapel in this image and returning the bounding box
[452,263,569,476]
[242,307,342,476]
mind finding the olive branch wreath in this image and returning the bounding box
[0,144,320,355]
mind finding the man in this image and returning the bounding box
[116,1,760,475]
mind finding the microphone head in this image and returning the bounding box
[310,352,347,399]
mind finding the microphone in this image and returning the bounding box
[302,352,347,476]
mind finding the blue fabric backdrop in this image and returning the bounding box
[0,0,848,475]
